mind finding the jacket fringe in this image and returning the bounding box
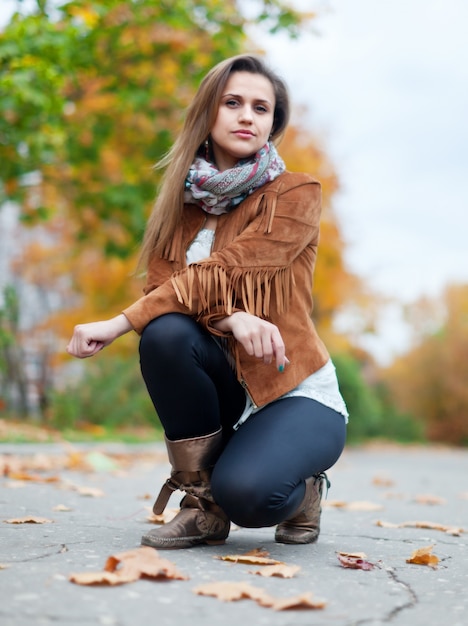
[171,263,294,318]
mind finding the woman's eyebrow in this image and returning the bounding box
[222,92,272,105]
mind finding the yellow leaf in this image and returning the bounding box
[406,545,439,568]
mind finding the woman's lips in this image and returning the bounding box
[233,130,254,138]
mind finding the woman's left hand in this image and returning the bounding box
[213,311,288,371]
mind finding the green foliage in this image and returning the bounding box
[0,12,79,189]
[333,352,424,444]
[49,350,161,431]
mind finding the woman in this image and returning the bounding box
[67,54,348,549]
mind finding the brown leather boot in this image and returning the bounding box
[141,428,230,549]
[275,473,330,545]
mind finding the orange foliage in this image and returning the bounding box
[382,284,468,444]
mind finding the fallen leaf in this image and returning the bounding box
[322,500,347,508]
[372,476,395,487]
[4,516,54,524]
[74,485,105,498]
[269,593,327,611]
[323,500,384,511]
[406,545,439,568]
[216,554,283,565]
[346,501,384,512]
[413,495,446,506]
[193,581,326,611]
[70,547,188,586]
[458,492,468,500]
[69,571,123,586]
[146,507,179,524]
[336,551,376,570]
[375,520,464,536]
[0,563,10,570]
[249,564,300,578]
[193,581,272,603]
[53,504,73,512]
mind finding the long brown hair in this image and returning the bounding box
[138,54,290,268]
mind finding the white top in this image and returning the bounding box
[186,228,349,427]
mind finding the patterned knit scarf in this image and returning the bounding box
[184,142,285,215]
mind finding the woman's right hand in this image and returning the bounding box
[66,314,133,359]
[213,311,288,371]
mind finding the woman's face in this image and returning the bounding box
[210,71,275,171]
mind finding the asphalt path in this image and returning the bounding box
[1,441,467,626]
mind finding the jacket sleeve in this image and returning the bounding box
[123,179,321,334]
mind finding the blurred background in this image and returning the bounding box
[1,0,467,445]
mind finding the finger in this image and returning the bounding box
[261,332,274,364]
[251,332,265,359]
[271,333,286,371]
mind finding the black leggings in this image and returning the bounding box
[139,314,346,528]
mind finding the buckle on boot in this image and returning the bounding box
[314,472,331,498]
[153,477,179,515]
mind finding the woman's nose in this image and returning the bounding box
[238,106,253,122]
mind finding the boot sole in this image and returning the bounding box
[141,534,227,549]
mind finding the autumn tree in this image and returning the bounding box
[381,284,468,445]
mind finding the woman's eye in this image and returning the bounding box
[255,105,268,113]
[225,99,239,107]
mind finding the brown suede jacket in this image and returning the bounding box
[123,171,329,408]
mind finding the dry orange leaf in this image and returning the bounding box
[249,564,301,578]
[217,554,283,566]
[372,476,395,487]
[53,504,73,512]
[69,547,188,586]
[324,500,384,511]
[193,581,326,611]
[336,551,376,570]
[406,545,439,568]
[375,519,464,536]
[4,516,54,524]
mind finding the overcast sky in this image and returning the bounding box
[256,0,468,360]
